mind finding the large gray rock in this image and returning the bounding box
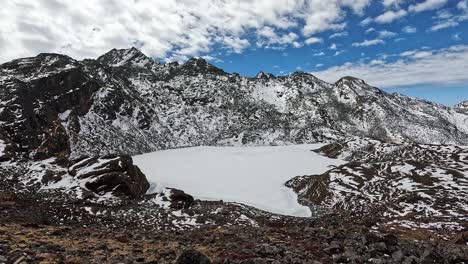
[68,155,149,197]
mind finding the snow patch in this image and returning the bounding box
[0,139,6,155]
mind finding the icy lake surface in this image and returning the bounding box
[133,144,344,217]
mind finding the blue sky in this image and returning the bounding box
[1,0,468,105]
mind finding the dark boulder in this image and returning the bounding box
[167,188,195,209]
[176,250,211,264]
[68,155,149,197]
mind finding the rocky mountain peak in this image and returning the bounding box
[255,71,275,79]
[334,75,383,97]
[335,76,367,86]
[180,57,225,75]
[97,47,154,68]
[454,100,468,110]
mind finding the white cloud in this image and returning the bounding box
[370,59,385,65]
[412,51,433,58]
[378,30,397,38]
[334,50,345,56]
[434,10,453,19]
[330,43,338,50]
[305,37,323,45]
[366,27,376,33]
[402,26,417,33]
[375,9,408,23]
[256,27,300,48]
[313,51,326,56]
[312,45,468,87]
[409,0,448,13]
[293,41,303,48]
[300,0,370,36]
[458,0,468,10]
[430,20,459,31]
[0,0,372,63]
[360,17,373,26]
[428,3,468,32]
[329,31,348,38]
[382,0,405,8]
[352,39,385,47]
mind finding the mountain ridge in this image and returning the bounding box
[1,47,468,161]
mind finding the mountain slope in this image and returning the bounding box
[1,48,468,160]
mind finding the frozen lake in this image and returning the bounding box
[133,144,344,217]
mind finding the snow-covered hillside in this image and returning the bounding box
[1,48,468,161]
[133,144,344,217]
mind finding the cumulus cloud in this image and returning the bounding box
[409,0,448,13]
[312,45,468,87]
[0,0,372,63]
[375,9,408,23]
[352,39,385,47]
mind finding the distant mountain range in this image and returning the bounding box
[1,47,468,161]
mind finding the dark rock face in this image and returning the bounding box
[68,155,149,197]
[176,250,211,264]
[0,54,100,160]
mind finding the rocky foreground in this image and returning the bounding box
[1,200,467,264]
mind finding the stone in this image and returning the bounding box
[115,234,130,243]
[167,188,195,209]
[391,250,403,262]
[383,234,398,246]
[176,250,211,264]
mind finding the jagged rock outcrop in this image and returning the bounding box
[1,48,468,160]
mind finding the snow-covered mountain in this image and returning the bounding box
[1,47,468,161]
